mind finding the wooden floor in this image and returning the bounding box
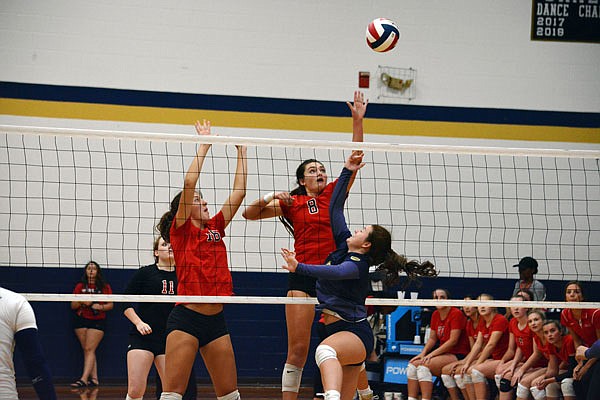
[17,383,315,399]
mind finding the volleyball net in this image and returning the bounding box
[1,125,599,308]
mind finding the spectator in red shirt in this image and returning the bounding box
[70,260,113,388]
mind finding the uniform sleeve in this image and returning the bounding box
[14,328,57,400]
[328,168,352,248]
[15,297,37,332]
[296,260,360,280]
[72,282,83,294]
[591,309,600,329]
[586,339,600,359]
[449,309,467,331]
[491,315,509,332]
[123,269,145,311]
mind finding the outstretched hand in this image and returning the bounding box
[346,90,368,119]
[345,150,365,171]
[281,248,298,272]
[194,119,212,136]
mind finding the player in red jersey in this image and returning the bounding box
[407,289,470,400]
[70,260,113,389]
[512,309,550,400]
[440,295,480,400]
[491,296,533,400]
[242,92,367,400]
[156,120,247,400]
[461,294,510,400]
[560,281,599,398]
[530,320,577,400]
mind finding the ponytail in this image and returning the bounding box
[157,191,182,242]
[367,225,437,288]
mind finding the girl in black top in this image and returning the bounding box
[123,237,195,400]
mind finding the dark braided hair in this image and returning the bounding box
[279,159,323,236]
[156,191,183,243]
[367,225,437,288]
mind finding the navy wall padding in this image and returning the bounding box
[1,267,598,382]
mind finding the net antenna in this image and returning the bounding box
[1,125,599,285]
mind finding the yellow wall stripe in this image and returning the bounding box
[2,98,599,143]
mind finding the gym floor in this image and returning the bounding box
[17,383,315,399]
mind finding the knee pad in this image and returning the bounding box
[324,390,341,400]
[315,344,337,368]
[416,365,433,382]
[499,378,514,393]
[406,363,418,380]
[494,374,501,388]
[516,383,530,399]
[217,390,240,400]
[454,374,466,389]
[462,374,472,385]
[530,386,546,400]
[561,378,575,397]
[281,363,303,393]
[126,396,142,400]
[471,368,486,384]
[545,381,560,398]
[441,374,457,389]
[159,393,183,400]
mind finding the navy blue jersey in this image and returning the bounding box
[122,263,177,336]
[295,167,370,322]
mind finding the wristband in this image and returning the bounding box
[263,191,275,204]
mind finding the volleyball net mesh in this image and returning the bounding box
[1,125,599,307]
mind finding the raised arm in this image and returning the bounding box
[346,91,367,192]
[329,151,365,247]
[175,119,212,228]
[221,145,248,227]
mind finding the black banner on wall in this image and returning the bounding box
[531,0,600,43]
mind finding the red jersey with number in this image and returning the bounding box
[550,334,575,363]
[560,308,600,347]
[477,313,509,360]
[170,211,232,297]
[280,180,337,264]
[431,307,470,355]
[73,282,112,320]
[510,317,534,360]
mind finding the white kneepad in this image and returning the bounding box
[416,365,433,382]
[494,374,501,388]
[281,363,303,393]
[560,378,575,397]
[530,386,546,400]
[453,374,465,389]
[470,368,486,384]
[315,344,337,368]
[516,383,530,399]
[406,363,418,380]
[217,390,240,400]
[441,374,457,388]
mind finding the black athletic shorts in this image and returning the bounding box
[127,332,166,356]
[166,305,229,347]
[73,314,106,331]
[288,272,317,297]
[323,319,374,363]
